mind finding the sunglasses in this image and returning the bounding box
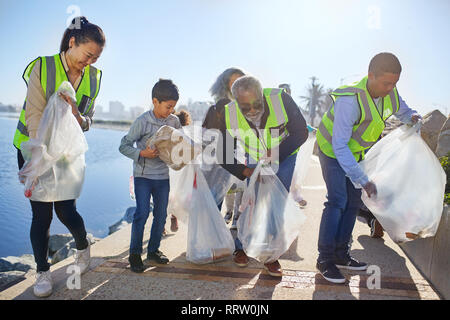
[239,99,263,114]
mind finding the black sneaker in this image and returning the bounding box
[335,257,368,271]
[316,261,346,284]
[128,253,145,273]
[147,250,169,264]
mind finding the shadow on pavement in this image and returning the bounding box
[311,234,421,300]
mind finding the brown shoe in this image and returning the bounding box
[170,215,178,232]
[233,250,249,267]
[264,260,283,277]
[370,219,384,238]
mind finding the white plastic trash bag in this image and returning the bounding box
[18,81,88,202]
[178,124,236,205]
[358,124,446,243]
[290,134,316,202]
[171,164,234,264]
[200,163,235,205]
[238,162,306,263]
[187,165,235,264]
[190,125,236,205]
[147,125,202,171]
[167,164,196,224]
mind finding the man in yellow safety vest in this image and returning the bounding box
[315,52,421,284]
[218,75,308,277]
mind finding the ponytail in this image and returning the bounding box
[60,16,105,53]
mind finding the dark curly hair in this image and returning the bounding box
[174,109,191,126]
[152,79,179,102]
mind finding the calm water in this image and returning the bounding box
[0,116,135,258]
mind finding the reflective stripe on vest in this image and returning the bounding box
[317,76,399,161]
[224,88,292,162]
[13,54,102,149]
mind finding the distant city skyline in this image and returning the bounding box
[92,99,212,122]
[0,97,213,122]
[1,0,449,117]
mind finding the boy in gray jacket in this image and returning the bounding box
[119,79,181,272]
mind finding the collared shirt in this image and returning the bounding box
[332,94,419,187]
[25,52,94,139]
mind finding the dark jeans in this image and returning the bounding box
[129,177,170,255]
[17,148,89,272]
[317,149,363,263]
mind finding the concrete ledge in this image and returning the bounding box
[400,205,449,299]
[430,206,450,299]
[0,223,133,300]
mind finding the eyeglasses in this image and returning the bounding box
[239,99,263,114]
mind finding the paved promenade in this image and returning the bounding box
[0,156,442,300]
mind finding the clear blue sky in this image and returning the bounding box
[1,0,449,115]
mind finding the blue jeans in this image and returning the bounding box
[130,177,170,255]
[235,153,297,251]
[317,149,363,263]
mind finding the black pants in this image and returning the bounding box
[17,148,89,272]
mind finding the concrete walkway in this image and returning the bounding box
[0,156,442,300]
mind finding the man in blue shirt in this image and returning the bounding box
[316,53,421,284]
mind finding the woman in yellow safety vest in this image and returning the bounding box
[13,16,105,298]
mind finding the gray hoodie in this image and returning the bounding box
[119,110,181,179]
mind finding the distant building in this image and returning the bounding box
[93,105,109,120]
[130,106,145,120]
[177,100,211,122]
[109,101,126,119]
[0,102,20,113]
[95,105,103,114]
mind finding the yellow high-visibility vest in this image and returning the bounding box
[317,76,399,161]
[224,88,298,162]
[13,53,102,149]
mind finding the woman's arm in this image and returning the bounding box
[24,59,47,139]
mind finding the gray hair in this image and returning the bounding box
[209,67,245,102]
[231,75,263,100]
[278,83,291,94]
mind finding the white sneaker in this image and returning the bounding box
[74,242,91,275]
[33,270,53,298]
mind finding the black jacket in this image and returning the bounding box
[202,98,230,130]
[203,92,308,180]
